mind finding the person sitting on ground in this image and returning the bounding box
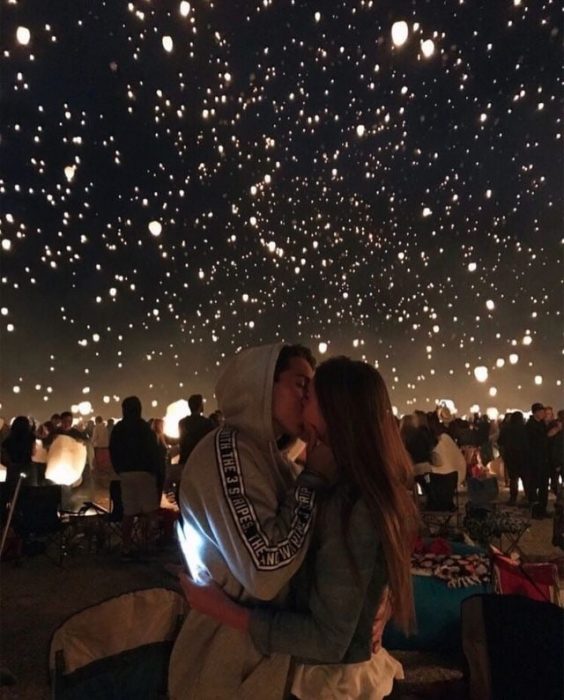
[177,394,214,468]
[181,357,418,700]
[109,396,161,559]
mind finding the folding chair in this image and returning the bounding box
[464,478,529,556]
[82,479,124,551]
[49,588,187,699]
[461,594,563,700]
[489,546,562,606]
[12,484,68,566]
[84,480,159,552]
[416,471,459,536]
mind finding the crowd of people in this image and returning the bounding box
[1,342,562,699]
[399,403,563,519]
[0,397,223,555]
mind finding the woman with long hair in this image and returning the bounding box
[1,416,36,522]
[181,357,419,699]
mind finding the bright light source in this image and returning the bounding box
[391,21,409,47]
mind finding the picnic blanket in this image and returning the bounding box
[412,552,490,589]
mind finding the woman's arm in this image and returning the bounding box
[248,497,385,663]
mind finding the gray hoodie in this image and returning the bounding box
[168,343,317,699]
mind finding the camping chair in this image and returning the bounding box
[415,471,459,536]
[12,484,68,566]
[461,594,563,700]
[463,478,529,556]
[489,546,562,606]
[49,588,187,699]
[84,480,160,552]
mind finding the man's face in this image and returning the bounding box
[534,408,546,422]
[544,408,554,423]
[272,357,314,439]
[61,415,73,430]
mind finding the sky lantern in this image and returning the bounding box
[163,399,189,439]
[391,21,409,47]
[45,435,87,486]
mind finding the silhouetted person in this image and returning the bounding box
[178,394,214,468]
[109,396,161,558]
[526,403,550,518]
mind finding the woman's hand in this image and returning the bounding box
[178,573,250,632]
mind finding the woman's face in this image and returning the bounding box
[303,381,328,443]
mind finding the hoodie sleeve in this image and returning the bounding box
[248,497,385,662]
[195,428,321,601]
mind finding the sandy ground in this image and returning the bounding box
[1,470,562,699]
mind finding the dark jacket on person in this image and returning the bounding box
[178,414,214,466]
[526,416,548,470]
[403,426,436,465]
[109,417,160,475]
[498,422,528,476]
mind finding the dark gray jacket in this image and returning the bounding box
[250,485,387,664]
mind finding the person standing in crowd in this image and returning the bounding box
[547,410,563,495]
[177,394,214,469]
[168,343,317,699]
[109,397,161,559]
[0,417,35,521]
[180,357,417,700]
[430,407,467,486]
[91,416,111,472]
[150,417,168,501]
[399,414,435,476]
[526,402,550,518]
[498,411,528,505]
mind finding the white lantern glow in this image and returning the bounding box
[163,399,190,439]
[46,435,87,486]
[474,366,488,382]
[391,21,409,47]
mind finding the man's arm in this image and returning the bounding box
[182,429,324,601]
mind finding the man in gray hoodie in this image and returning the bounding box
[168,343,319,699]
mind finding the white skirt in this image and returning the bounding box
[291,649,404,700]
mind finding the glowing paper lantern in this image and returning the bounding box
[486,407,499,421]
[318,342,328,354]
[0,464,6,483]
[391,21,409,47]
[163,399,189,439]
[162,36,173,52]
[46,435,87,486]
[148,220,162,236]
[474,366,488,383]
[16,26,31,45]
[420,39,435,58]
[509,353,519,364]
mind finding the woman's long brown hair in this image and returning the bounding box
[314,357,419,633]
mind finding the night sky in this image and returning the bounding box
[1,0,561,421]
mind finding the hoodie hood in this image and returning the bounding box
[215,342,283,446]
